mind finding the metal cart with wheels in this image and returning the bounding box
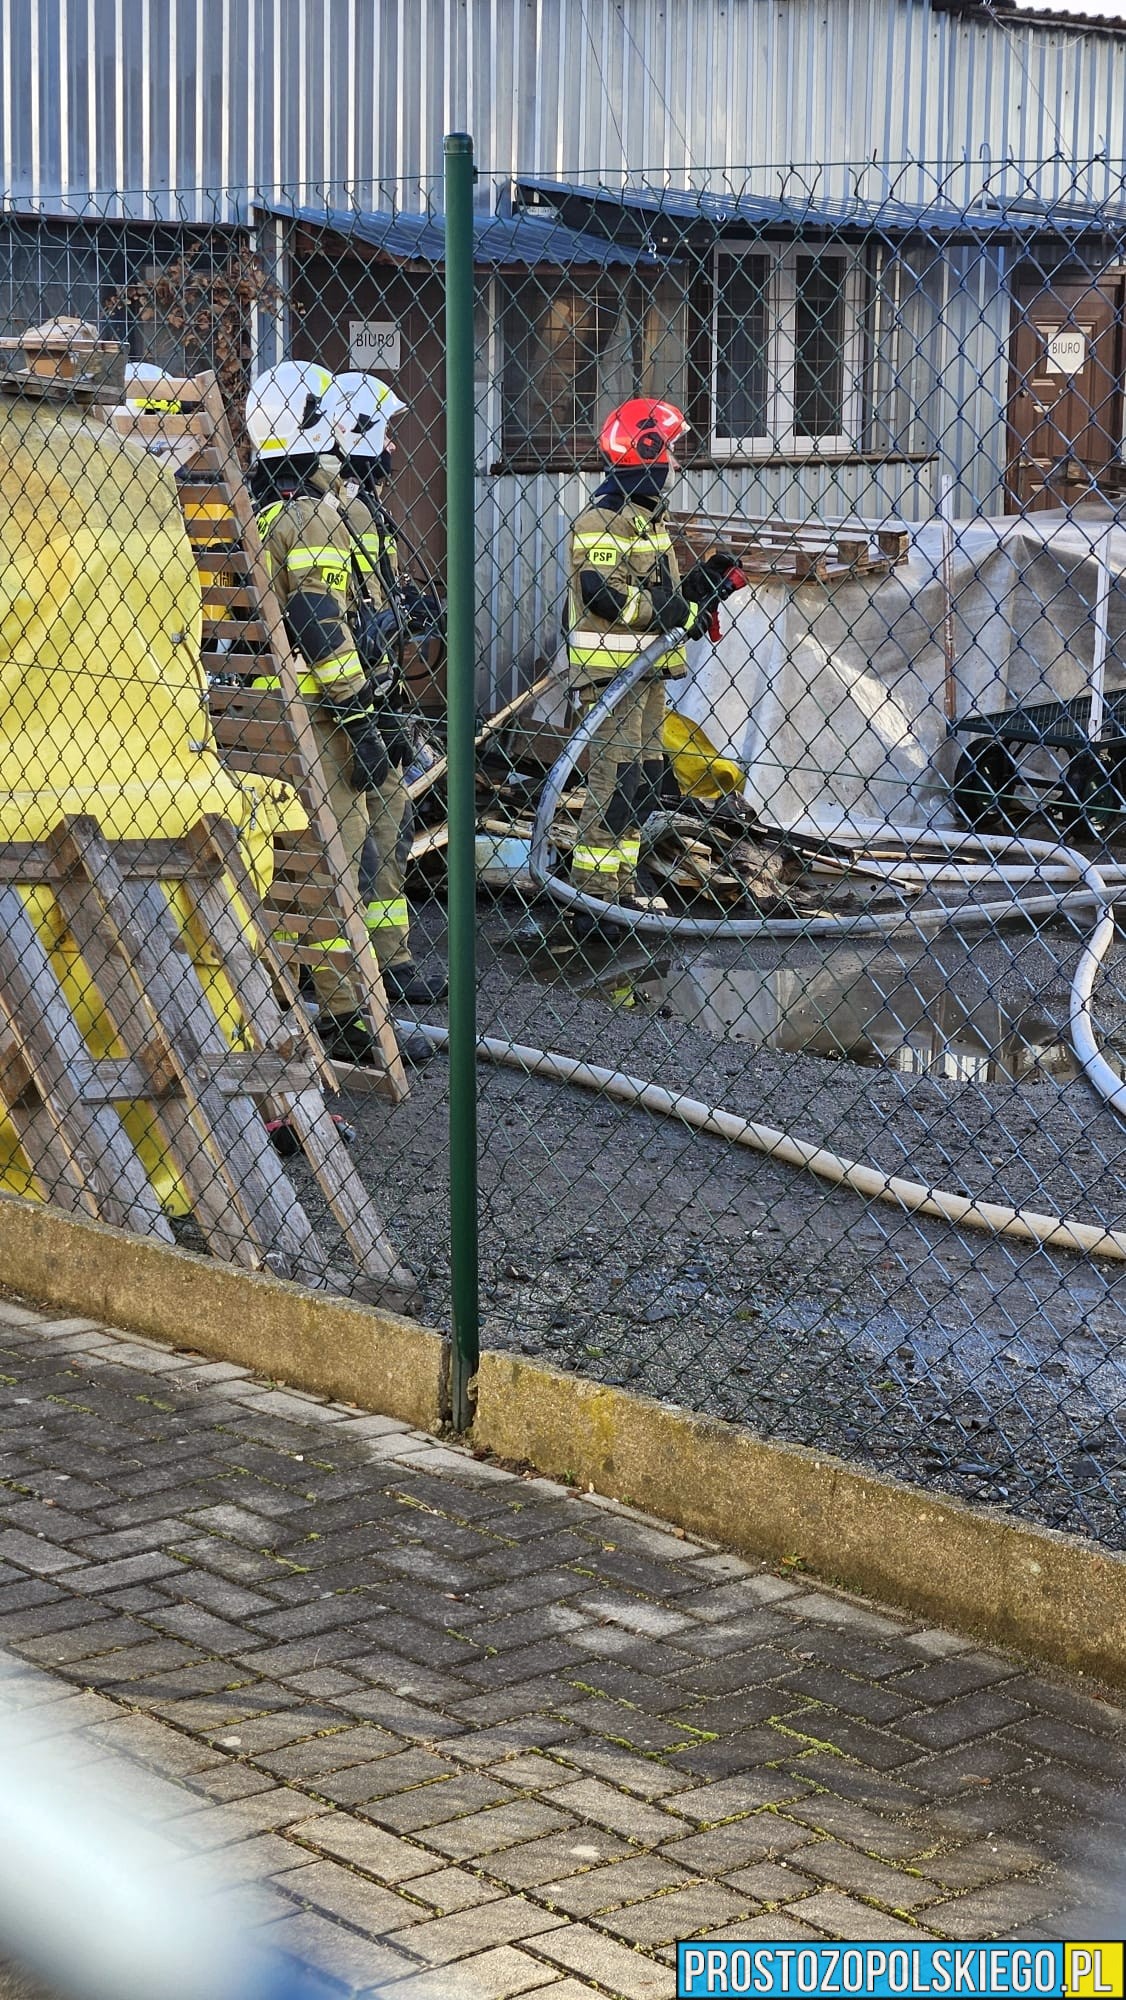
[949,693,1126,836]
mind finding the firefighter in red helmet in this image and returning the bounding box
[565,398,741,911]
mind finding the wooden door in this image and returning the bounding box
[290,243,448,702]
[1006,279,1124,511]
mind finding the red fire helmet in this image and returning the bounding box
[598,398,689,467]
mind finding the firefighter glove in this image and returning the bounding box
[371,703,416,771]
[650,587,695,633]
[680,552,746,608]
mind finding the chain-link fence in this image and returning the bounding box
[2,152,1125,1550]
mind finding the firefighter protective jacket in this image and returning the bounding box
[256,490,364,700]
[567,497,690,686]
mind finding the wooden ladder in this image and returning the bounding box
[0,815,419,1311]
[111,369,407,1102]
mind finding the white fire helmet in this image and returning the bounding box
[245,360,334,461]
[324,372,407,460]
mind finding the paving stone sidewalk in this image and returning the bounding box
[0,1297,1124,2000]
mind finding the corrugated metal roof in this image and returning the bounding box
[259,198,660,267]
[515,175,1125,245]
[931,0,1126,37]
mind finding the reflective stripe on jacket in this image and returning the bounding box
[567,626,689,679]
[567,499,685,684]
[256,492,364,699]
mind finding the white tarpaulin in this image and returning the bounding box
[668,511,1126,833]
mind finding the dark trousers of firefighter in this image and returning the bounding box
[307,707,368,1015]
[573,675,666,899]
[361,763,413,968]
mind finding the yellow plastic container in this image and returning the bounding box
[0,392,306,1211]
[663,709,746,800]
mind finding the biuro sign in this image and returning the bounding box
[348,320,401,371]
[1045,327,1088,374]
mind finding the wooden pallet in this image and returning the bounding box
[112,371,407,1103]
[0,815,419,1310]
[669,511,910,584]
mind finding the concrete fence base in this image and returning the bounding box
[2,1193,1123,1686]
[0,1194,448,1431]
[475,1349,1126,1689]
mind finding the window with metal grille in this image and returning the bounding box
[500,270,688,464]
[0,220,102,330]
[712,244,867,455]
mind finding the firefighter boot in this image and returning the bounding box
[320,1012,436,1067]
[382,960,449,1004]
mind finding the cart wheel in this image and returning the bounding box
[952,740,1020,830]
[1058,750,1126,840]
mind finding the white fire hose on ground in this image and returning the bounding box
[401,634,1126,1265]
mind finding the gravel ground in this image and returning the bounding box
[316,873,1126,1552]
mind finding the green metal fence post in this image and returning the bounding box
[444,131,480,1431]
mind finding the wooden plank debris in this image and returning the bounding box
[668,510,911,584]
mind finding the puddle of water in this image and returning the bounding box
[662,950,1074,1083]
[507,919,1124,1083]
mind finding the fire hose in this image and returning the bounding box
[399,633,1126,1263]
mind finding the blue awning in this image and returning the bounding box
[259,197,662,267]
[513,175,1126,246]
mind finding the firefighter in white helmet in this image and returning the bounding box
[245,361,393,1064]
[326,373,447,1006]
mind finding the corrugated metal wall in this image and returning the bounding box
[4,0,1126,216]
